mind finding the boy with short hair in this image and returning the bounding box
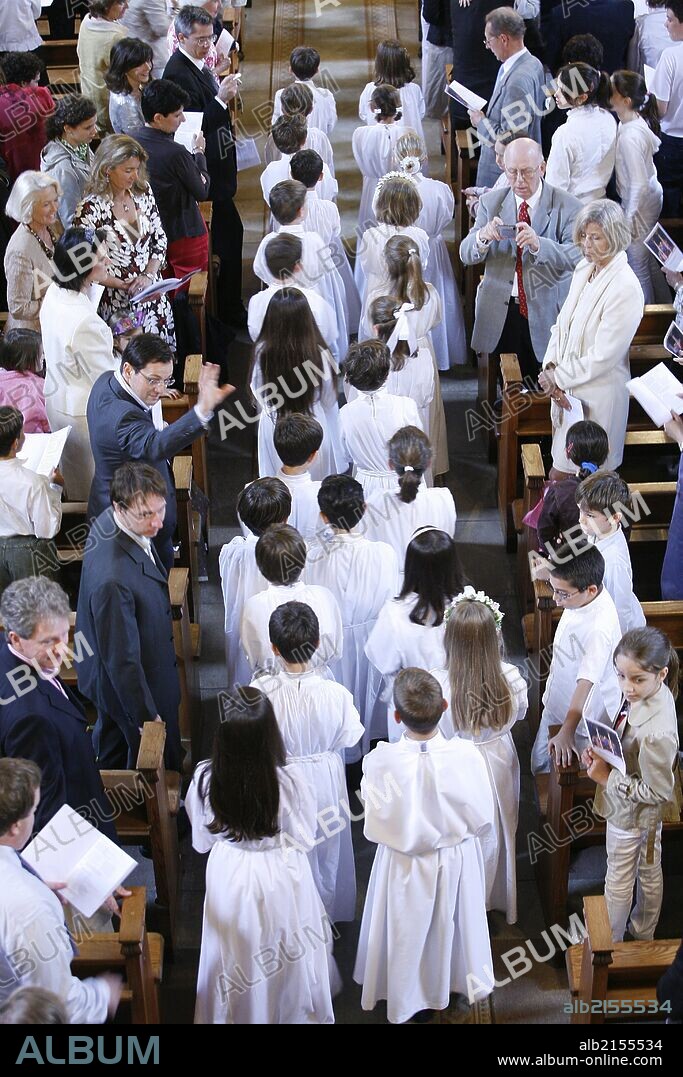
[339,341,423,498]
[251,600,363,922]
[260,115,337,205]
[353,668,494,1024]
[273,46,338,136]
[272,414,323,541]
[576,471,646,634]
[240,523,343,673]
[266,83,335,174]
[531,541,623,774]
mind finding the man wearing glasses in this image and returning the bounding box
[86,333,234,570]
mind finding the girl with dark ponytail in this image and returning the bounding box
[610,70,668,304]
[535,419,609,552]
[546,62,617,202]
[367,294,435,435]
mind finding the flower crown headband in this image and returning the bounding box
[444,585,504,631]
[374,170,417,197]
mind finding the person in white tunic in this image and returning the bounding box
[272,46,338,136]
[539,200,645,477]
[365,527,464,743]
[339,340,422,499]
[576,471,646,634]
[353,668,494,1024]
[627,0,674,74]
[219,478,291,689]
[306,475,400,757]
[545,63,617,204]
[395,132,467,368]
[264,83,335,175]
[186,686,337,1024]
[260,115,337,205]
[271,414,323,542]
[240,524,343,675]
[251,601,363,923]
[365,295,435,439]
[358,40,426,143]
[363,426,456,583]
[352,86,413,236]
[355,172,430,303]
[429,591,528,924]
[610,70,668,304]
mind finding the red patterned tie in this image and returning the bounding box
[516,200,529,319]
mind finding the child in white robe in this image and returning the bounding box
[355,171,429,301]
[353,668,494,1024]
[365,294,435,439]
[247,241,337,356]
[339,339,422,499]
[261,115,338,206]
[272,414,323,542]
[272,46,337,136]
[306,474,400,757]
[365,526,464,742]
[186,685,337,1024]
[363,426,456,583]
[358,40,426,144]
[352,85,412,237]
[251,601,363,923]
[429,590,528,924]
[265,82,335,175]
[219,477,292,689]
[576,471,646,634]
[240,524,343,675]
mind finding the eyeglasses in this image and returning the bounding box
[136,371,175,389]
[188,33,218,44]
[504,167,541,180]
[551,586,584,600]
[119,501,167,522]
[483,33,500,47]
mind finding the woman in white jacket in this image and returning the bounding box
[539,200,645,479]
[40,227,118,501]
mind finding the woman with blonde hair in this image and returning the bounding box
[355,171,428,301]
[430,591,528,923]
[73,134,175,344]
[3,172,62,333]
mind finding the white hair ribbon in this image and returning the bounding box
[386,302,418,356]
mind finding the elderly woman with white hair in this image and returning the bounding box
[539,199,645,478]
[3,172,63,333]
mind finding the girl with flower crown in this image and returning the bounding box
[351,85,412,237]
[429,590,528,924]
[354,172,429,303]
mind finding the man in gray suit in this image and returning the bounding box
[468,7,547,188]
[460,137,582,383]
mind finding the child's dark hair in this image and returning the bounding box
[264,233,302,280]
[614,627,680,701]
[290,149,324,189]
[549,541,605,591]
[0,329,43,375]
[575,470,631,521]
[0,406,23,456]
[564,419,609,481]
[369,295,410,371]
[269,179,307,225]
[341,339,390,392]
[273,413,323,467]
[318,474,365,531]
[557,62,612,109]
[255,523,306,585]
[373,40,415,89]
[254,287,329,416]
[561,33,604,70]
[280,82,314,117]
[394,667,444,733]
[290,46,321,80]
[383,234,428,309]
[400,528,464,626]
[236,477,292,536]
[199,686,285,841]
[388,426,432,504]
[269,600,320,664]
[271,113,307,156]
[370,84,402,122]
[611,70,660,135]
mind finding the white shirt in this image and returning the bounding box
[509,181,544,298]
[240,579,343,673]
[594,527,646,634]
[545,106,617,203]
[651,42,683,136]
[112,508,155,561]
[0,458,62,539]
[500,45,529,78]
[0,0,41,52]
[247,282,337,351]
[628,9,678,73]
[178,45,228,112]
[273,79,337,136]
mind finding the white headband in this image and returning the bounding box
[386,302,418,356]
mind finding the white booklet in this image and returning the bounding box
[626,362,683,427]
[18,427,71,477]
[581,716,626,775]
[174,110,203,154]
[644,222,683,271]
[130,268,202,304]
[445,78,487,112]
[22,804,137,918]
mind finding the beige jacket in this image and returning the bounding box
[4,226,56,333]
[77,16,128,134]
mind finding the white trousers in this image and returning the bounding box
[605,820,663,943]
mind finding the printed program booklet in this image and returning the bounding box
[644,222,683,272]
[626,362,683,428]
[581,716,626,775]
[445,78,487,112]
[17,426,71,477]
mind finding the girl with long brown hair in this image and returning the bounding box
[352,87,412,236]
[358,39,426,142]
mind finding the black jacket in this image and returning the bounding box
[129,125,210,244]
[423,0,452,47]
[449,0,503,125]
[541,0,636,74]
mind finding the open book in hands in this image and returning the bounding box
[627,362,683,428]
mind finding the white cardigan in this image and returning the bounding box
[40,283,117,418]
[0,0,41,52]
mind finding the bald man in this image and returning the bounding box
[460,137,582,382]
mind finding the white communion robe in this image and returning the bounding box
[344,344,435,440]
[431,663,528,925]
[260,154,338,205]
[339,385,422,499]
[353,733,495,1024]
[273,79,337,136]
[218,533,268,689]
[614,116,668,304]
[358,80,426,142]
[356,221,429,305]
[249,668,364,922]
[277,469,322,542]
[240,579,343,675]
[187,762,338,1024]
[363,482,456,583]
[305,529,400,758]
[351,121,413,236]
[247,281,338,357]
[264,124,335,174]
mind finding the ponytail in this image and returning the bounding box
[388,425,432,503]
[565,419,609,481]
[558,63,612,110]
[611,69,661,136]
[370,84,402,122]
[383,235,427,309]
[614,628,680,701]
[369,294,411,371]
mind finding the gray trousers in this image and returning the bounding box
[0,536,60,600]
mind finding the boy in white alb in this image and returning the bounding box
[265,83,335,173]
[354,668,494,1023]
[531,542,623,774]
[339,340,422,497]
[272,46,337,136]
[272,414,323,542]
[219,478,292,688]
[251,600,363,922]
[260,115,338,205]
[240,524,343,674]
[576,471,646,634]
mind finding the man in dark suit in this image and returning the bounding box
[77,463,183,771]
[0,577,116,840]
[542,0,635,74]
[449,0,505,129]
[163,4,246,328]
[87,334,234,570]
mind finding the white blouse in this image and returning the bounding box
[545,106,617,204]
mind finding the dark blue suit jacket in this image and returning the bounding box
[0,637,117,841]
[541,0,635,74]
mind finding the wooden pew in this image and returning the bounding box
[189,271,208,357]
[72,886,163,1024]
[182,353,210,501]
[47,66,81,94]
[169,566,200,762]
[172,455,201,623]
[199,201,215,316]
[565,894,680,1024]
[41,39,79,67]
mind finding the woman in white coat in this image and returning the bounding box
[546,63,617,204]
[539,200,645,478]
[40,227,118,501]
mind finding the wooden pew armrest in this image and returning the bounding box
[521,442,545,483]
[500,353,523,388]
